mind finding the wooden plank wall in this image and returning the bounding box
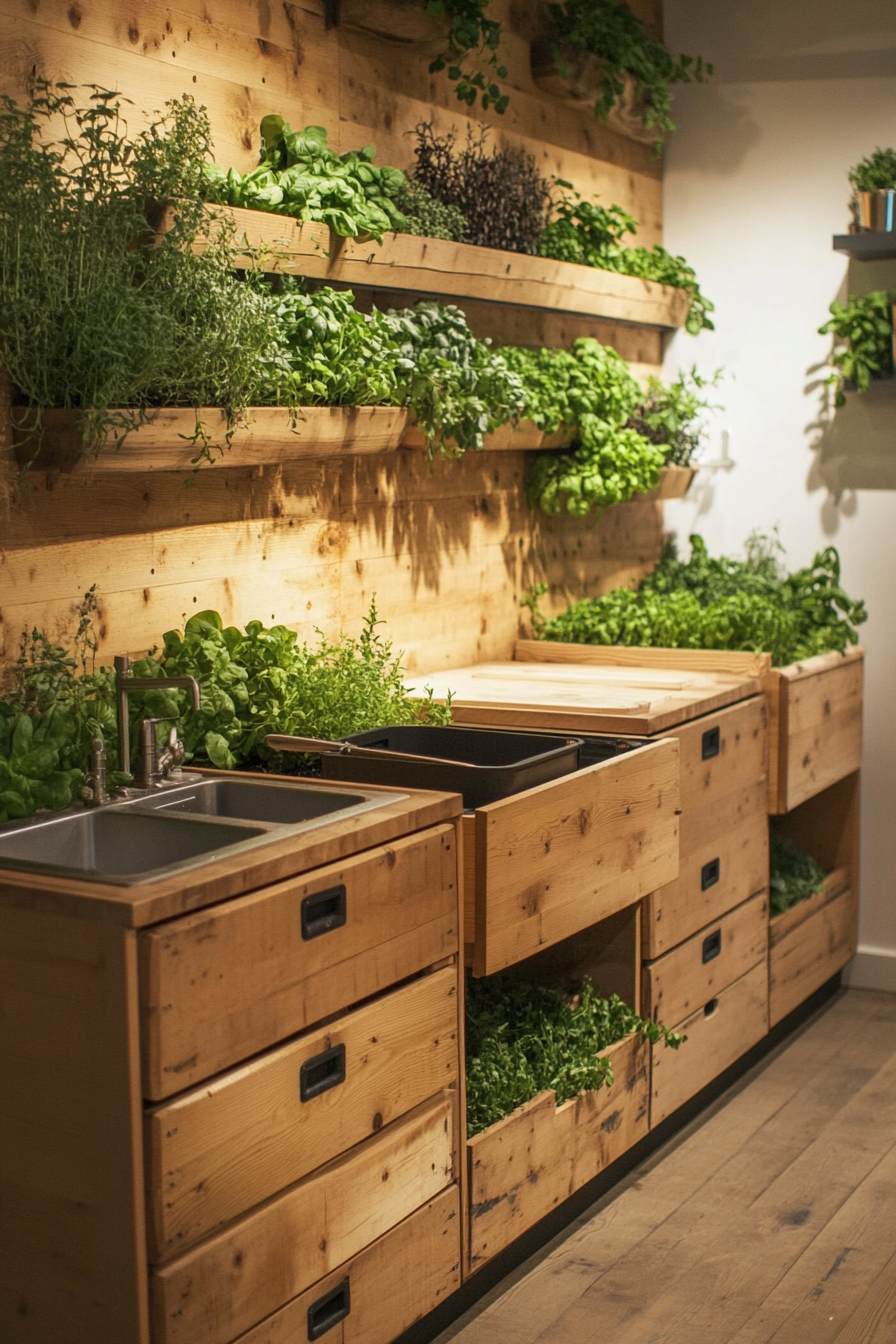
[0,0,666,670]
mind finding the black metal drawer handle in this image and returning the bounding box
[702,929,722,964]
[702,726,721,760]
[701,858,720,891]
[308,1278,351,1340]
[301,884,347,940]
[704,998,719,1018]
[300,1043,346,1103]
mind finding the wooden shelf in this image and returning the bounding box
[833,232,896,261]
[196,204,690,330]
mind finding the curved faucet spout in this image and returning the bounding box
[114,654,202,777]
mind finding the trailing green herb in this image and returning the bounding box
[409,123,551,255]
[769,836,826,918]
[625,366,724,467]
[848,147,896,194]
[539,187,714,334]
[203,119,408,243]
[544,0,712,145]
[466,973,683,1138]
[533,533,867,668]
[511,339,665,516]
[819,290,894,407]
[428,0,509,114]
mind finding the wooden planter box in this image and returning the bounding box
[765,648,864,814]
[460,739,680,975]
[13,405,410,472]
[192,205,690,330]
[650,960,770,1126]
[769,771,860,1025]
[467,1033,649,1272]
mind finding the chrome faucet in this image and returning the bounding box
[81,737,112,808]
[114,654,201,786]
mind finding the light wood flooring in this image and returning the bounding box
[445,989,896,1344]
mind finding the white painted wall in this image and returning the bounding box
[662,0,896,990]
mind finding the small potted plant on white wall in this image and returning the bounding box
[849,147,896,232]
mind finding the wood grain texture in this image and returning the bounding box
[145,966,459,1259]
[139,822,458,1098]
[769,651,864,814]
[228,1187,462,1344]
[769,874,855,1027]
[656,694,768,811]
[642,891,769,1028]
[150,1091,456,1344]
[506,903,641,1017]
[515,640,772,679]
[642,775,770,958]
[467,1034,649,1272]
[650,960,770,1125]
[0,907,149,1344]
[471,738,679,975]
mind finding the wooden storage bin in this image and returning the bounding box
[650,961,770,1126]
[145,966,459,1260]
[642,891,769,1028]
[766,648,864,814]
[467,1033,649,1272]
[229,1187,462,1344]
[769,772,860,1025]
[139,823,458,1099]
[151,1091,456,1344]
[460,739,680,975]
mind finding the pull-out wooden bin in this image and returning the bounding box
[765,648,864,813]
[769,771,860,1025]
[467,1034,649,1273]
[461,739,680,975]
[650,961,770,1126]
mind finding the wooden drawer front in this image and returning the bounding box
[642,776,768,958]
[769,871,855,1026]
[140,824,458,1100]
[650,961,769,1126]
[467,1034,648,1272]
[657,695,767,812]
[472,738,679,976]
[151,1092,455,1344]
[642,892,768,1028]
[146,967,459,1261]
[229,1187,461,1344]
[771,654,864,813]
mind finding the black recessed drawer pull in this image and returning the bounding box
[702,726,721,760]
[704,998,719,1018]
[702,929,722,964]
[300,1043,346,1103]
[301,884,347,941]
[701,857,721,891]
[307,1278,351,1340]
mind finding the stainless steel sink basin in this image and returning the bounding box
[0,774,406,886]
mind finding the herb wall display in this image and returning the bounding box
[531,533,867,668]
[428,0,509,114]
[769,836,827,918]
[466,972,683,1138]
[819,291,894,406]
[539,187,714,334]
[625,366,724,467]
[0,601,451,822]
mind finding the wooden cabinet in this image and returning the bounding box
[461,740,680,975]
[766,649,864,814]
[0,786,463,1344]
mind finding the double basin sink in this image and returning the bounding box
[0,776,406,886]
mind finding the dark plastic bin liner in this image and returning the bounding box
[320,725,582,810]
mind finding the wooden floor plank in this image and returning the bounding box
[832,1248,896,1344]
[446,992,896,1344]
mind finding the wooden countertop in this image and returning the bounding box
[0,772,462,928]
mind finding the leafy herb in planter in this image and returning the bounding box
[466,973,683,1138]
[428,0,509,114]
[544,0,712,145]
[532,533,867,668]
[510,339,665,516]
[769,835,826,917]
[625,366,724,467]
[848,147,896,194]
[394,179,468,241]
[0,84,280,461]
[819,290,894,407]
[203,119,408,243]
[539,186,715,334]
[409,123,551,255]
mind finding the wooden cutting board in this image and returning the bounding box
[416,649,765,736]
